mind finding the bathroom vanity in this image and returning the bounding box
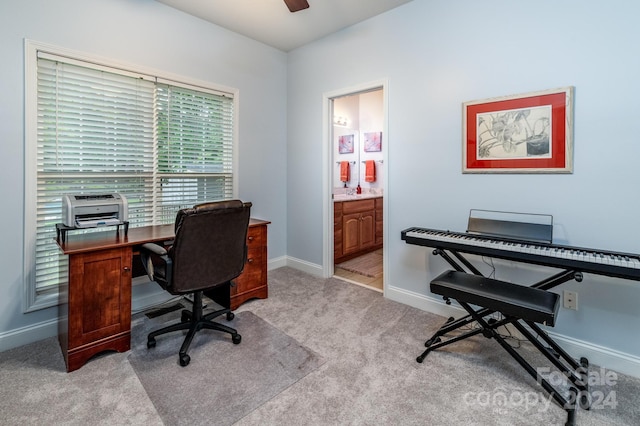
[334,195,383,263]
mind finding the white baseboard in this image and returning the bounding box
[0,318,59,353]
[384,284,640,379]
[284,256,324,276]
[546,331,640,379]
[268,255,288,271]
[385,284,463,319]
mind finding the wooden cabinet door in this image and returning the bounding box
[360,211,375,249]
[343,210,375,254]
[334,198,381,264]
[67,247,132,348]
[342,212,361,255]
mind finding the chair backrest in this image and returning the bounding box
[169,200,252,293]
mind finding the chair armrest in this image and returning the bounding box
[139,243,172,287]
[141,242,168,256]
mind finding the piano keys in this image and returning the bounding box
[401,226,640,281]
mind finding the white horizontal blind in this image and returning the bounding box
[155,84,234,223]
[34,55,235,297]
[36,58,155,293]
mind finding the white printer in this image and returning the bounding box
[62,193,128,228]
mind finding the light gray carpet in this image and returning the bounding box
[0,336,162,425]
[128,310,324,426]
[0,266,639,426]
[233,268,640,426]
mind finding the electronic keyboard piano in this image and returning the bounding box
[402,211,640,425]
[401,226,640,282]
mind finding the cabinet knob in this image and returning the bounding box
[123,266,130,272]
[247,258,254,263]
[248,236,254,241]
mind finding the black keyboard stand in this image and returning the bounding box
[417,250,591,426]
[56,221,129,243]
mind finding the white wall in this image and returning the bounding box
[0,0,287,348]
[286,0,640,375]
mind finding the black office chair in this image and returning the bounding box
[140,200,252,366]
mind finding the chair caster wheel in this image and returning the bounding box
[227,312,235,321]
[179,354,190,367]
[232,333,241,344]
[147,338,156,349]
[416,355,425,363]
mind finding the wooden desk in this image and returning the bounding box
[56,219,269,372]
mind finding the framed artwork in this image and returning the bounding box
[462,87,574,173]
[364,131,382,152]
[338,134,354,154]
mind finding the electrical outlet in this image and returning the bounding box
[563,290,578,310]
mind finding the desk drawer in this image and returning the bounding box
[234,248,264,294]
[246,225,265,248]
[342,199,375,214]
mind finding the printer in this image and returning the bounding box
[62,193,128,228]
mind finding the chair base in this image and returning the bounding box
[147,291,241,366]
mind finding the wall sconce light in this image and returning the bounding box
[333,116,349,126]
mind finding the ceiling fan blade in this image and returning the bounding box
[284,0,309,13]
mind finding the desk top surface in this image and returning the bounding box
[56,218,270,255]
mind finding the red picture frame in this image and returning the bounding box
[463,87,574,173]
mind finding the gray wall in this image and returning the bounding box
[286,0,640,375]
[0,0,287,346]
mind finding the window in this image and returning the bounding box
[155,83,235,223]
[24,41,237,311]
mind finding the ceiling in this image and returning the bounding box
[155,0,414,52]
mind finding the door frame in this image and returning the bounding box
[321,79,389,293]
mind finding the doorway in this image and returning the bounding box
[322,80,388,293]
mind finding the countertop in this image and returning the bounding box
[333,193,382,202]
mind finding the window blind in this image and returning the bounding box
[155,84,234,223]
[36,58,155,293]
[32,53,235,301]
